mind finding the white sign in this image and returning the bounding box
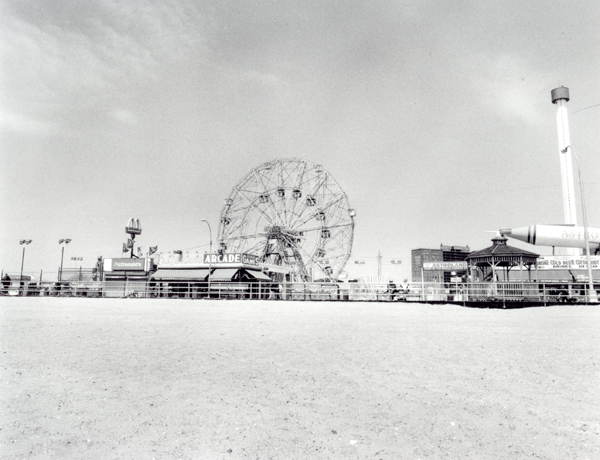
[536,256,600,270]
[203,253,259,265]
[103,258,152,272]
[423,261,468,271]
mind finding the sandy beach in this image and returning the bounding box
[1,297,599,459]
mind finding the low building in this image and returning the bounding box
[412,245,471,282]
[102,257,154,297]
[149,251,291,298]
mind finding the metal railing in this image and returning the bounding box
[1,277,598,305]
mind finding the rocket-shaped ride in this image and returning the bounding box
[502,87,597,255]
[501,87,598,301]
[500,225,600,254]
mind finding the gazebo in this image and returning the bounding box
[466,235,540,282]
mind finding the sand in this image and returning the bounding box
[1,297,599,459]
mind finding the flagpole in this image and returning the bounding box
[201,219,212,297]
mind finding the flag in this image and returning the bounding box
[149,246,157,255]
[137,247,143,257]
[122,243,128,253]
[127,238,133,249]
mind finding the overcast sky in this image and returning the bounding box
[1,0,599,281]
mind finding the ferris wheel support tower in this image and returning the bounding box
[551,86,578,256]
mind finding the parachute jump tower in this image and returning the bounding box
[551,86,578,256]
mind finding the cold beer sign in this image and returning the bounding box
[203,253,259,265]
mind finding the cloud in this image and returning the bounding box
[470,53,547,124]
[0,110,59,134]
[242,70,284,87]
[110,108,138,125]
[1,1,212,133]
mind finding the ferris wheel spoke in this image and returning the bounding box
[293,221,353,235]
[220,232,268,241]
[287,179,347,226]
[290,196,347,230]
[250,168,282,223]
[281,161,306,223]
[234,195,277,228]
[285,163,318,225]
[244,239,268,254]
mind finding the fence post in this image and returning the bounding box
[543,282,546,307]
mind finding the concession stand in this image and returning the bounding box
[150,251,291,299]
[102,257,154,297]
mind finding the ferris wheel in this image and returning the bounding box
[217,158,355,282]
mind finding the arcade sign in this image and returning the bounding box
[203,253,259,265]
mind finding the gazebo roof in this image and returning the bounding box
[466,236,539,266]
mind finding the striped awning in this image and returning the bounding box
[151,269,209,281]
[209,268,240,281]
[245,269,272,281]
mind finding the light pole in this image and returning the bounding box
[566,146,598,303]
[201,219,212,296]
[19,240,32,292]
[58,239,72,281]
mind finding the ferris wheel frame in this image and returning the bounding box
[217,158,355,282]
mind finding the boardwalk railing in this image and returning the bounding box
[1,277,598,304]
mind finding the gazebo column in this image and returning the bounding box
[520,256,524,284]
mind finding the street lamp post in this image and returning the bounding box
[58,239,72,281]
[201,219,212,297]
[565,146,598,303]
[574,153,598,303]
[19,239,32,294]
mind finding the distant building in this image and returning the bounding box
[412,245,471,282]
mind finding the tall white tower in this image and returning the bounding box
[551,86,578,256]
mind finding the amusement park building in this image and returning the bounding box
[411,245,471,283]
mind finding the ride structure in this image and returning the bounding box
[217,158,356,282]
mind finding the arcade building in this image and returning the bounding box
[102,251,291,298]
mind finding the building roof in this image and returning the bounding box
[151,269,210,281]
[466,236,539,266]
